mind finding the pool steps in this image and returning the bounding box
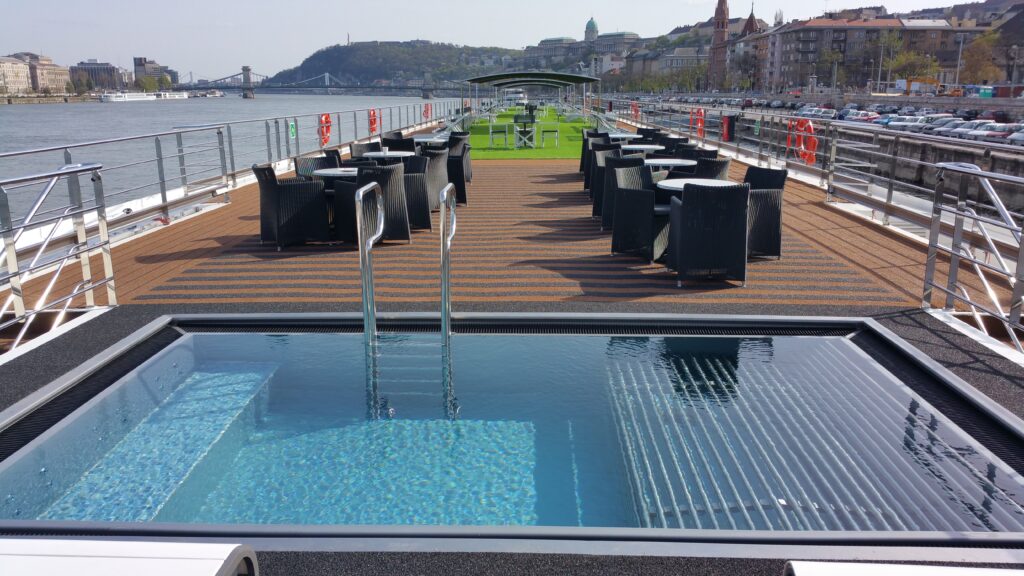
[40,362,277,522]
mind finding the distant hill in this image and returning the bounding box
[266,41,522,85]
[900,0,1022,18]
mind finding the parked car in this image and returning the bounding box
[947,120,989,139]
[905,113,954,133]
[898,106,917,115]
[931,119,968,137]
[921,116,962,134]
[770,100,785,108]
[977,110,1011,123]
[967,123,1023,142]
[888,116,927,131]
[873,114,899,126]
[1006,129,1024,145]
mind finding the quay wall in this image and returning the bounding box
[1,96,94,105]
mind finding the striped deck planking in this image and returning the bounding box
[16,157,1006,313]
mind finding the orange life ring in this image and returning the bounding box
[368,109,379,135]
[423,103,432,120]
[793,118,817,165]
[630,101,640,121]
[691,108,706,139]
[318,113,332,147]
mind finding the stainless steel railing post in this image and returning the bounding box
[264,121,273,163]
[175,132,188,191]
[825,123,838,202]
[355,182,385,343]
[91,170,117,306]
[154,137,170,220]
[292,117,300,157]
[64,149,96,307]
[216,128,229,193]
[943,176,970,309]
[0,185,25,317]
[225,124,237,187]
[439,183,457,349]
[884,135,899,225]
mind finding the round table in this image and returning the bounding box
[608,133,642,140]
[656,178,734,192]
[621,144,665,153]
[363,150,416,159]
[312,167,359,178]
[645,158,697,168]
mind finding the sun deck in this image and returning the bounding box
[16,157,991,315]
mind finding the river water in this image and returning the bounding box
[0,94,443,216]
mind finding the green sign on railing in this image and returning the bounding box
[753,119,761,136]
[288,121,297,139]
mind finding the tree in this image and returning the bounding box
[888,51,939,79]
[961,32,1004,84]
[134,76,158,92]
[157,74,171,89]
[816,50,846,89]
[65,81,75,94]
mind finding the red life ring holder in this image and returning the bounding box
[794,118,818,165]
[318,113,332,147]
[630,101,640,122]
[423,103,432,120]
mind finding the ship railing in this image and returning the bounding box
[608,98,1024,346]
[0,163,116,350]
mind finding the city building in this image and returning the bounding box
[708,0,731,88]
[8,52,70,93]
[658,46,708,73]
[585,17,599,42]
[0,56,33,94]
[70,60,130,90]
[133,57,178,86]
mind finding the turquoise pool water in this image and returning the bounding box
[1,332,1023,531]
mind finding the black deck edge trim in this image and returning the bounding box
[0,327,182,462]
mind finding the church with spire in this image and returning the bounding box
[708,0,730,89]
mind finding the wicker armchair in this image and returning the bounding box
[611,165,669,263]
[637,127,663,139]
[695,157,731,180]
[358,163,411,243]
[383,130,404,140]
[382,137,417,153]
[253,164,328,251]
[447,133,471,205]
[583,136,611,191]
[403,155,433,231]
[601,155,645,231]
[351,141,381,158]
[667,184,750,286]
[338,158,376,168]
[579,129,599,173]
[330,180,360,244]
[742,166,787,259]
[743,166,789,190]
[589,145,621,217]
[294,155,337,180]
[449,132,472,182]
[324,148,344,166]
[420,147,449,211]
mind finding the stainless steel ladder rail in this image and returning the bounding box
[923,162,1024,352]
[0,163,117,349]
[439,183,457,349]
[354,182,385,343]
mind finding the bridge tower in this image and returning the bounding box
[241,66,255,99]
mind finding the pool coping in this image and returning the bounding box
[2,311,1024,549]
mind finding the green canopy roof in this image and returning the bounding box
[466,72,599,87]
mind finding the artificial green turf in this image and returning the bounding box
[468,107,589,160]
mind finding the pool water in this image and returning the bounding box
[1,332,1023,532]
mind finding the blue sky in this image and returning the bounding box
[2,0,955,79]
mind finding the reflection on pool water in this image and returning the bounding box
[0,332,1022,532]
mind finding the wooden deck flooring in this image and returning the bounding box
[15,157,1003,315]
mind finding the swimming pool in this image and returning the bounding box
[0,315,1022,540]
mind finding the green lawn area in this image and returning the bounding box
[468,107,589,160]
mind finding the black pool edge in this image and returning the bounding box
[1,312,1024,555]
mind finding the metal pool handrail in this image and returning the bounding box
[439,183,457,348]
[0,163,116,349]
[354,182,385,343]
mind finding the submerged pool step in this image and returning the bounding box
[192,419,539,525]
[39,362,277,522]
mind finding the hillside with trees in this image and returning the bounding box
[266,41,522,85]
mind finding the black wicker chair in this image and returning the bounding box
[450,132,472,182]
[253,164,329,251]
[447,133,471,205]
[611,165,669,263]
[743,166,789,190]
[667,184,750,286]
[583,136,611,192]
[637,127,663,139]
[351,141,381,158]
[579,129,599,173]
[694,157,732,180]
[420,147,449,211]
[338,158,376,168]
[601,155,645,231]
[358,163,411,243]
[589,145,621,216]
[383,130,404,140]
[294,155,337,180]
[330,179,360,244]
[324,148,345,166]
[403,155,433,231]
[382,137,417,153]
